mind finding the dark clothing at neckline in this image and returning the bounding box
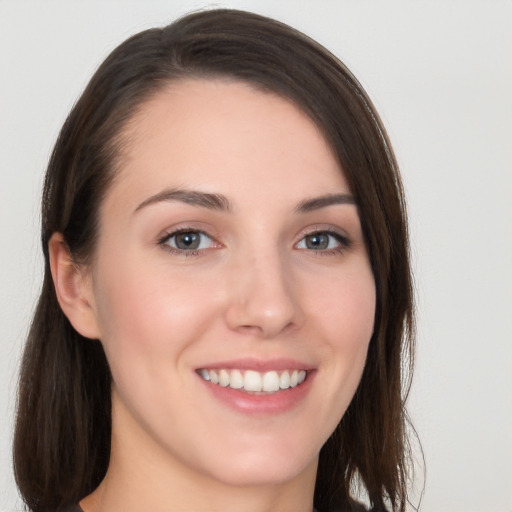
[57,502,373,512]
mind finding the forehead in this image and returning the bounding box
[109,78,349,211]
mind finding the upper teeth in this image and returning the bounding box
[198,369,307,392]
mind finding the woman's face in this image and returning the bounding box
[85,79,375,488]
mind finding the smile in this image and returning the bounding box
[197,368,307,393]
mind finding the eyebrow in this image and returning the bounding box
[134,188,355,215]
[134,188,232,214]
[295,193,356,213]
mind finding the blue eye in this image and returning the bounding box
[296,231,348,252]
[162,230,214,251]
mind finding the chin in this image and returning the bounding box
[209,463,313,488]
[193,442,319,488]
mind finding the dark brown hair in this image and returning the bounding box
[14,9,415,512]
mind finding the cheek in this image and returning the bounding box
[310,265,376,404]
[339,271,375,368]
[91,255,218,374]
[314,264,376,345]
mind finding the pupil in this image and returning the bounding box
[306,233,328,250]
[176,232,200,250]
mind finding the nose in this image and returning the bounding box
[224,250,304,339]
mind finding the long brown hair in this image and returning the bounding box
[14,9,415,512]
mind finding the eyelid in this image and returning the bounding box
[156,221,219,242]
[297,224,351,242]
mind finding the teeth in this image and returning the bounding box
[279,371,290,389]
[218,369,230,387]
[198,369,308,393]
[262,371,280,392]
[244,370,262,391]
[230,369,244,389]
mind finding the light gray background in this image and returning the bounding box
[1,1,511,511]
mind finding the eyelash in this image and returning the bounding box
[158,227,216,256]
[297,229,352,256]
[157,227,351,256]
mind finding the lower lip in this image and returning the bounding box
[199,372,315,415]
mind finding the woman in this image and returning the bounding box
[14,9,415,512]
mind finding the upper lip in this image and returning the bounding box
[195,357,314,372]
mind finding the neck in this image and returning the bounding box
[81,397,317,512]
[82,458,317,512]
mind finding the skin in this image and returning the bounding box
[50,79,376,512]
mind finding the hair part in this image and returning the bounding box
[14,9,415,512]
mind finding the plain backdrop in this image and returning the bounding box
[1,1,511,511]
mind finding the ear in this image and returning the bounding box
[48,233,101,340]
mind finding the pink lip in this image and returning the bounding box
[196,359,316,415]
[196,357,314,372]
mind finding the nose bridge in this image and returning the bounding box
[225,239,301,338]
